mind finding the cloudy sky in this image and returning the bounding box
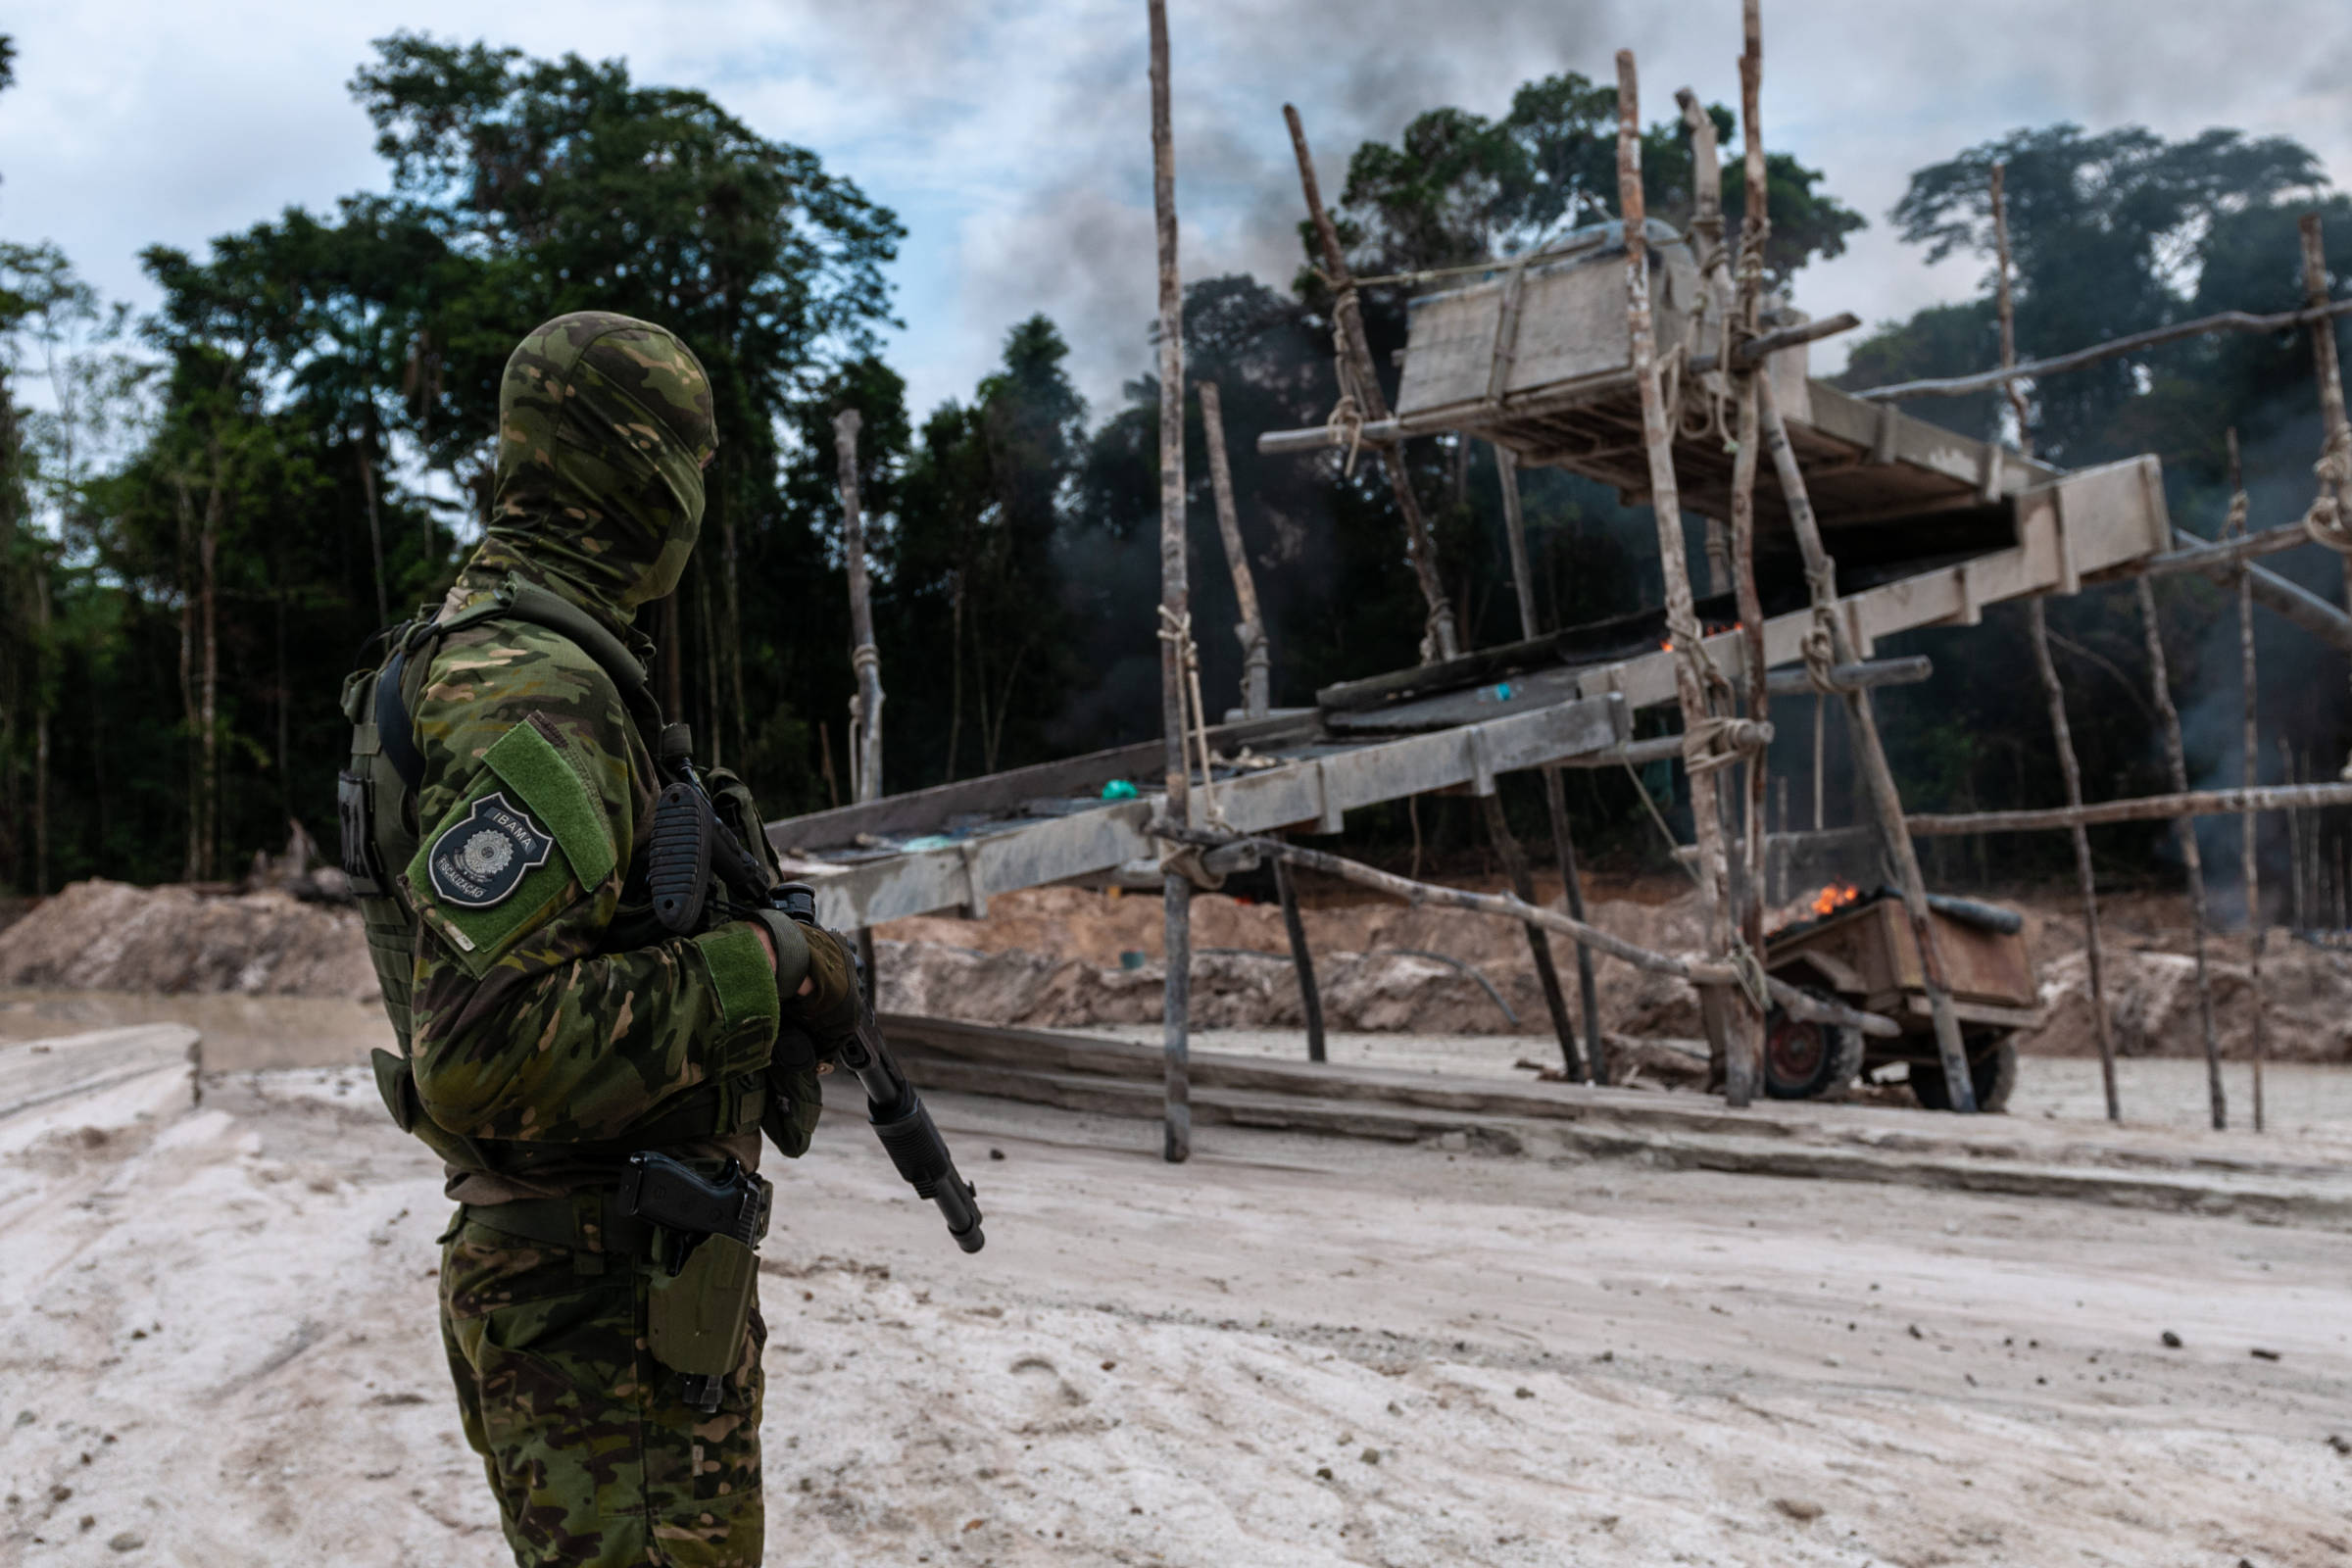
[4,0,2349,421]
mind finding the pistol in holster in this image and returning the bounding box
[621,1151,772,1413]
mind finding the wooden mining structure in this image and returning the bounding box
[773,5,2352,1152]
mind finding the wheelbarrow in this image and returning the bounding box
[1761,888,2040,1110]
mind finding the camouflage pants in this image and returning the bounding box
[439,1209,764,1567]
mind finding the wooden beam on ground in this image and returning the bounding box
[1149,0,1190,1163]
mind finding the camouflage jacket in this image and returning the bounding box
[390,311,785,1199]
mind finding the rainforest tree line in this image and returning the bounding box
[2,34,2349,901]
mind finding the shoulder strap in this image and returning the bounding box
[494,579,667,744]
[372,577,666,796]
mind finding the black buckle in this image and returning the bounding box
[336,770,386,897]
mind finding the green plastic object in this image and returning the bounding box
[1101,779,1141,801]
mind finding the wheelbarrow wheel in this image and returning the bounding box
[1910,1031,2018,1113]
[1761,1005,1865,1101]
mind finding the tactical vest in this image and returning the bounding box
[337,575,769,1175]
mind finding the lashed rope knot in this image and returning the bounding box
[1324,388,1366,476]
[2301,425,2352,553]
[1680,713,1772,777]
[2221,489,2251,540]
[1798,602,1866,695]
[1155,605,1230,834]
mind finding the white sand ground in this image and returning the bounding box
[3,1015,2349,1568]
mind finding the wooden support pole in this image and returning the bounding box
[1148,0,1190,1163]
[2120,521,2321,580]
[1494,445,1540,639]
[1727,5,1773,1087]
[1272,854,1325,1063]
[2136,576,2227,1132]
[1495,445,1603,1080]
[2228,432,2268,1133]
[1856,294,2352,402]
[2280,738,2307,929]
[1153,821,1900,1040]
[1284,102,1459,662]
[1990,164,2033,452]
[1812,694,1826,830]
[1898,778,2352,834]
[834,408,885,1000]
[836,410,885,806]
[1197,379,1270,718]
[1617,49,1759,1105]
[1540,769,1606,1083]
[1480,792,1583,1079]
[2030,600,2120,1122]
[1995,160,2118,1122]
[2196,537,2352,656]
[1677,85,1734,600]
[2301,215,2352,615]
[1757,369,1978,1111]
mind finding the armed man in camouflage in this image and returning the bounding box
[338,311,859,1567]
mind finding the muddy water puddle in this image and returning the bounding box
[0,987,391,1070]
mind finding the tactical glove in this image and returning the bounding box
[777,919,862,1052]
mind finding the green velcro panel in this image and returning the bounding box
[695,922,779,1035]
[483,720,616,890]
[403,716,614,980]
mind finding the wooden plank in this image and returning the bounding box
[769,709,1315,852]
[1802,382,2056,495]
[807,694,1627,928]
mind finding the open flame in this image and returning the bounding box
[1809,882,1861,918]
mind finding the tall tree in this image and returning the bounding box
[349,35,904,777]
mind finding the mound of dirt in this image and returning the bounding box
[2020,941,2352,1062]
[14,871,2343,1061]
[0,880,376,1000]
[874,883,1707,1038]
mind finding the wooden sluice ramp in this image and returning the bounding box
[882,1013,2352,1227]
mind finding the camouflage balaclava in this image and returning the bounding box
[469,311,717,623]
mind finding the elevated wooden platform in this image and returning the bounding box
[770,453,2169,930]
